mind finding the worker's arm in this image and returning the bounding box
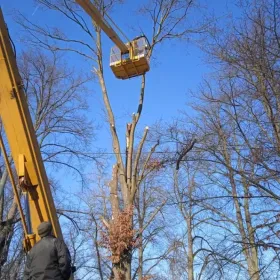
[55,238,72,280]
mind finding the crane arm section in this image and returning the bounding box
[0,8,62,250]
[76,0,128,53]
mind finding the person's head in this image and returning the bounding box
[37,221,52,238]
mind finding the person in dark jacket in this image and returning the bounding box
[23,221,72,280]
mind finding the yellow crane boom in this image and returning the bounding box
[76,0,128,53]
[0,8,62,250]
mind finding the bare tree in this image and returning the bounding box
[19,50,96,179]
[174,1,280,279]
[15,1,208,279]
[0,48,95,278]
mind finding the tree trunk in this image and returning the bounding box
[243,177,260,280]
[187,215,194,280]
[222,134,260,280]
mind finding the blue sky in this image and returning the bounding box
[0,0,242,184]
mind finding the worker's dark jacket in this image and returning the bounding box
[23,235,71,280]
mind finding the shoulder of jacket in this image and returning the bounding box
[31,238,43,248]
[28,239,42,255]
[54,237,65,247]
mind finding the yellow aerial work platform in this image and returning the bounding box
[77,0,151,80]
[110,36,150,79]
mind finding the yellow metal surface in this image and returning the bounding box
[27,234,36,247]
[18,154,26,178]
[111,56,150,79]
[76,0,128,53]
[0,8,62,247]
[110,36,150,79]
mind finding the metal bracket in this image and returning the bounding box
[23,233,36,252]
[18,154,32,191]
